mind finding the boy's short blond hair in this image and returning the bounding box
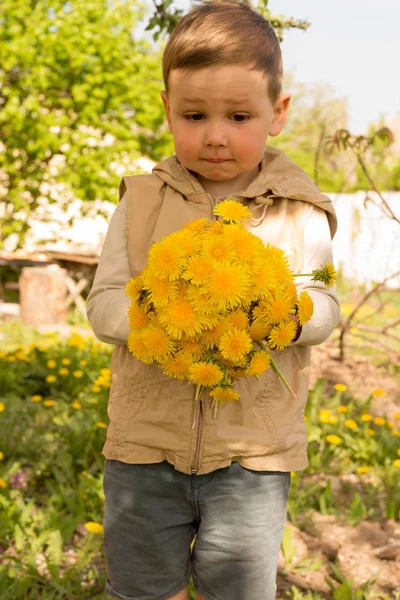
[162,0,283,103]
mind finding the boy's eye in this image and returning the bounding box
[232,114,249,122]
[185,113,204,121]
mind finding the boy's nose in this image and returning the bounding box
[204,123,228,147]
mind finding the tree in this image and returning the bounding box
[0,0,171,250]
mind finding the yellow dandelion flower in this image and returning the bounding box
[344,419,358,430]
[264,245,291,283]
[173,230,202,257]
[264,290,295,325]
[125,276,143,300]
[206,261,251,310]
[0,478,8,488]
[128,304,150,330]
[374,416,386,426]
[47,360,57,368]
[92,385,101,392]
[394,459,400,469]
[388,420,394,428]
[147,236,186,281]
[329,415,338,424]
[85,521,104,534]
[394,412,400,419]
[397,449,400,457]
[189,362,224,387]
[180,339,207,360]
[248,320,271,342]
[319,409,332,424]
[326,434,342,445]
[371,388,385,397]
[201,321,231,349]
[143,272,179,308]
[127,331,154,364]
[100,368,111,378]
[0,452,3,460]
[72,401,81,409]
[245,351,271,377]
[367,428,375,435]
[228,367,247,380]
[181,217,210,233]
[43,400,55,407]
[96,422,107,429]
[356,466,370,474]
[161,352,193,380]
[73,370,84,378]
[337,405,348,413]
[59,368,69,376]
[159,299,214,340]
[223,224,264,265]
[213,199,251,223]
[46,375,57,383]
[62,359,71,365]
[334,384,347,392]
[209,387,240,403]
[209,221,224,235]
[226,310,249,330]
[202,235,235,262]
[297,291,314,325]
[311,261,336,288]
[80,360,87,366]
[361,414,373,422]
[218,329,253,362]
[141,325,175,360]
[183,256,215,284]
[268,320,297,351]
[31,395,42,402]
[250,263,277,298]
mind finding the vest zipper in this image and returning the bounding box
[191,398,203,474]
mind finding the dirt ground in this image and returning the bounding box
[275,341,400,598]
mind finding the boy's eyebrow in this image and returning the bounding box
[180,97,251,105]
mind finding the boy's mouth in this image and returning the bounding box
[203,158,230,163]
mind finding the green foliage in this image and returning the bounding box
[0,0,172,250]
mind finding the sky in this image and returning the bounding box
[158,0,400,134]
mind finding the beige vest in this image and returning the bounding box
[102,147,337,474]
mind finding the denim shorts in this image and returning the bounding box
[103,459,290,600]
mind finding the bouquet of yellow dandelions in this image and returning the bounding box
[125,199,336,418]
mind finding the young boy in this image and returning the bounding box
[86,2,340,599]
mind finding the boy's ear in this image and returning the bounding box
[160,90,172,132]
[269,93,291,137]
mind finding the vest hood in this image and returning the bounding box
[152,146,337,238]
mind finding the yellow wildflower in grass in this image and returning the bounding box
[46,375,56,383]
[245,351,271,377]
[101,368,111,378]
[268,320,297,351]
[374,417,386,426]
[62,358,71,365]
[361,414,373,422]
[328,415,338,424]
[0,452,3,460]
[92,385,101,392]
[0,478,8,489]
[297,291,314,325]
[189,362,224,387]
[319,409,332,424]
[397,449,400,457]
[84,522,104,534]
[334,384,347,392]
[31,395,42,402]
[72,401,81,410]
[6,356,16,362]
[393,431,400,437]
[210,387,240,403]
[47,359,57,368]
[326,435,342,445]
[206,261,251,311]
[394,459,400,469]
[344,419,358,430]
[0,402,5,412]
[43,400,55,407]
[337,405,348,413]
[96,422,107,429]
[218,329,253,363]
[147,236,186,281]
[356,466,370,474]
[141,326,175,361]
[367,428,375,435]
[394,412,400,420]
[59,368,69,376]
[388,420,394,428]
[73,370,84,378]
[371,388,385,397]
[79,360,87,366]
[161,352,193,380]
[183,256,215,284]
[213,199,251,223]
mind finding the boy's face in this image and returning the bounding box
[161,65,290,195]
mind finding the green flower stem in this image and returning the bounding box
[257,341,297,398]
[194,384,202,402]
